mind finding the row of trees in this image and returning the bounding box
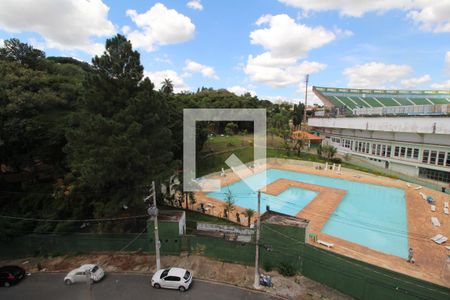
[0,35,310,234]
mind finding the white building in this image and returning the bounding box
[309,86,450,184]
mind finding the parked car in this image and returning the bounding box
[0,266,26,287]
[151,267,193,292]
[64,264,105,285]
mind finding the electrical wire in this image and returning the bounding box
[0,214,148,223]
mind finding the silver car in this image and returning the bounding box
[64,264,105,285]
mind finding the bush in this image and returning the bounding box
[330,157,342,164]
[263,260,273,272]
[278,261,296,277]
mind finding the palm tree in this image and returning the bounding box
[328,145,337,159]
[223,189,235,219]
[160,78,173,95]
[244,208,255,227]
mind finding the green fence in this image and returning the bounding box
[0,226,449,300]
[188,235,254,265]
[0,234,150,258]
[302,245,449,300]
[147,221,181,256]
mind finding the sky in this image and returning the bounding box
[0,0,449,104]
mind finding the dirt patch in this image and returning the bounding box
[1,253,351,299]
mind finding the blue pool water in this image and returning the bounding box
[207,168,408,258]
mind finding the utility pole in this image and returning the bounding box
[253,190,261,289]
[146,181,161,271]
[303,74,309,125]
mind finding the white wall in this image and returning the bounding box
[390,162,419,177]
[309,117,450,134]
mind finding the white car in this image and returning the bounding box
[151,267,193,292]
[64,264,105,285]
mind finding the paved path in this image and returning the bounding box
[0,272,278,300]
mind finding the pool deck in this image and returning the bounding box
[194,161,450,287]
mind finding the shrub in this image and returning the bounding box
[278,261,296,277]
[330,157,342,164]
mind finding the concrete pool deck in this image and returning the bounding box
[193,159,450,287]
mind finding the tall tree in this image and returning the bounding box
[292,102,305,129]
[0,38,45,69]
[65,34,173,225]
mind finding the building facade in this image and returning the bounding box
[309,87,450,184]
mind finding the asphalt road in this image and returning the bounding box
[0,272,278,300]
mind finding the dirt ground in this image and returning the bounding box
[1,252,352,300]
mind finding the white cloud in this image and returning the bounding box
[245,52,326,87]
[126,3,195,52]
[261,95,293,103]
[445,51,450,72]
[245,14,331,88]
[278,0,450,33]
[431,80,450,89]
[333,27,354,38]
[184,59,219,79]
[0,39,4,47]
[122,25,130,34]
[278,0,413,17]
[227,86,257,97]
[0,0,115,55]
[407,1,450,33]
[400,74,431,88]
[144,70,190,93]
[250,14,335,59]
[343,62,412,88]
[297,83,322,105]
[187,0,203,11]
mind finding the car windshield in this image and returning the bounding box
[183,271,190,280]
[160,269,170,279]
[11,269,22,276]
[91,266,99,273]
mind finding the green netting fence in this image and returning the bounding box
[0,234,150,258]
[187,235,254,265]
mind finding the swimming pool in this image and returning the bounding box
[207,168,408,258]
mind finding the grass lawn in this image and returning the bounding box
[197,146,327,177]
[196,144,399,180]
[201,134,284,154]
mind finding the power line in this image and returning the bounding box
[118,227,147,252]
[0,214,148,223]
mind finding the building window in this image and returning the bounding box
[419,168,450,183]
[366,143,370,154]
[430,151,437,164]
[413,149,419,160]
[394,146,399,156]
[400,147,406,157]
[373,144,377,155]
[422,150,429,163]
[386,145,391,157]
[438,152,445,166]
[447,152,450,167]
[406,148,412,159]
[381,145,386,157]
[376,144,381,156]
